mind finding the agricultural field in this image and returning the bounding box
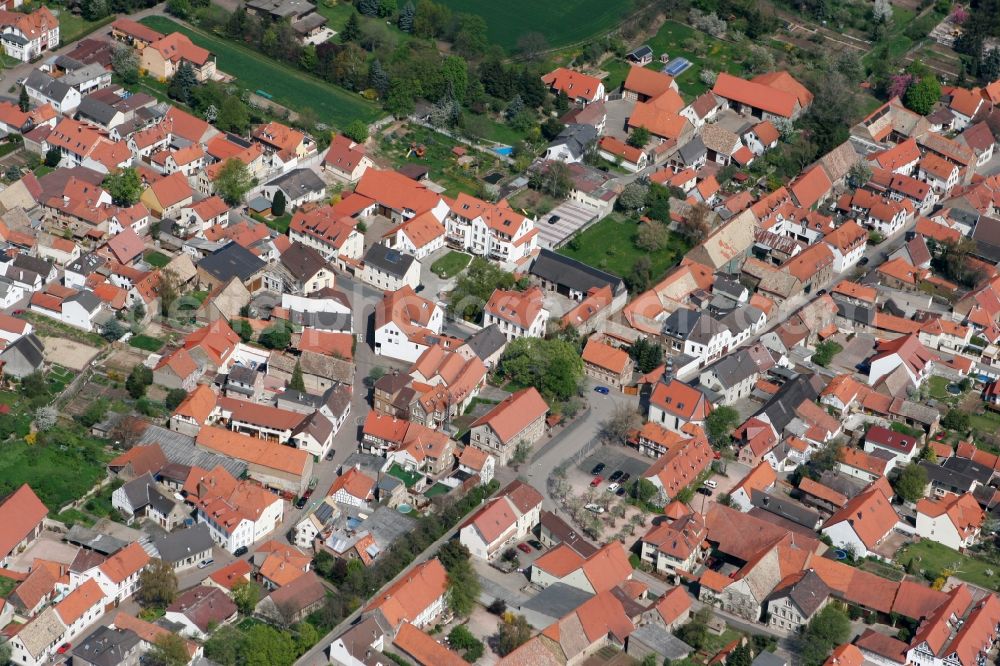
[438,0,630,50]
[139,16,381,128]
[558,215,690,282]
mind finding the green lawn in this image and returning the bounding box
[139,16,381,128]
[0,575,18,598]
[53,9,113,44]
[430,251,471,278]
[968,409,1000,436]
[252,212,292,234]
[129,334,165,352]
[144,251,170,268]
[643,20,745,99]
[897,540,1000,590]
[557,215,689,282]
[0,435,111,512]
[313,0,357,32]
[424,483,451,498]
[437,0,629,50]
[380,125,491,196]
[388,463,422,488]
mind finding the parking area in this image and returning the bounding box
[829,331,877,374]
[7,532,81,573]
[536,202,600,249]
[578,446,650,481]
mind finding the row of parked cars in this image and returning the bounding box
[590,463,631,496]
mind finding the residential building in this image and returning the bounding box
[444,193,537,266]
[648,375,712,434]
[581,337,634,390]
[373,286,445,364]
[468,388,549,466]
[0,484,48,568]
[164,587,237,639]
[821,483,899,558]
[459,481,542,560]
[140,32,216,82]
[362,243,420,292]
[362,558,448,631]
[915,493,984,550]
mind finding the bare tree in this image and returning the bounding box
[600,404,639,445]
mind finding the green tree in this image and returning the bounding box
[812,341,843,367]
[259,324,292,350]
[637,220,669,252]
[628,126,650,148]
[204,625,245,666]
[111,43,139,85]
[79,398,109,428]
[100,318,127,342]
[341,11,361,42]
[214,158,253,205]
[893,463,929,503]
[645,183,672,223]
[44,147,61,167]
[242,624,297,666]
[147,633,189,666]
[633,478,658,503]
[18,85,28,112]
[289,361,306,392]
[217,96,250,134]
[495,613,532,656]
[167,61,198,105]
[231,579,260,616]
[343,119,369,143]
[104,167,142,206]
[801,604,851,666]
[378,0,397,17]
[271,189,287,217]
[617,183,647,213]
[676,608,712,649]
[125,364,153,399]
[138,558,178,607]
[942,409,970,432]
[437,541,480,616]
[628,255,653,292]
[705,406,740,448]
[20,372,48,399]
[811,439,844,473]
[903,76,940,115]
[397,0,415,31]
[368,58,390,96]
[628,338,664,374]
[165,0,192,19]
[233,318,254,343]
[165,389,188,411]
[447,257,517,322]
[357,0,378,16]
[726,644,753,666]
[498,338,584,403]
[448,625,484,662]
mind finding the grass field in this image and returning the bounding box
[144,251,170,268]
[380,125,488,196]
[129,334,165,352]
[430,251,471,278]
[897,541,1000,590]
[251,212,292,234]
[0,430,110,511]
[53,9,113,44]
[438,0,630,50]
[139,16,381,128]
[558,215,689,281]
[644,21,744,99]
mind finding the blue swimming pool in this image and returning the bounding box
[493,146,513,156]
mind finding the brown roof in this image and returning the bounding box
[0,485,48,558]
[581,338,631,374]
[363,559,448,629]
[533,544,585,578]
[100,542,150,584]
[393,622,466,666]
[55,579,103,626]
[166,586,236,632]
[823,485,897,550]
[108,444,167,477]
[624,67,675,99]
[470,388,549,445]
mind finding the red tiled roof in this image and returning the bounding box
[713,72,799,118]
[0,485,47,558]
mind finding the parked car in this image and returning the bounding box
[325,449,336,461]
[57,644,71,655]
[295,497,307,509]
[11,309,23,315]
[619,473,631,483]
[233,546,248,557]
[697,487,713,496]
[594,386,610,395]
[197,559,214,569]
[528,540,544,550]
[615,486,627,497]
[608,470,624,482]
[816,289,827,296]
[517,543,532,553]
[859,256,870,266]
[703,479,718,489]
[585,503,605,514]
[591,463,606,476]
[590,476,603,487]
[606,482,620,493]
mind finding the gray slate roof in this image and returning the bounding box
[461,324,507,361]
[137,425,247,478]
[268,168,326,199]
[70,626,141,666]
[363,243,416,280]
[197,241,266,283]
[153,524,214,564]
[530,248,626,296]
[628,624,693,661]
